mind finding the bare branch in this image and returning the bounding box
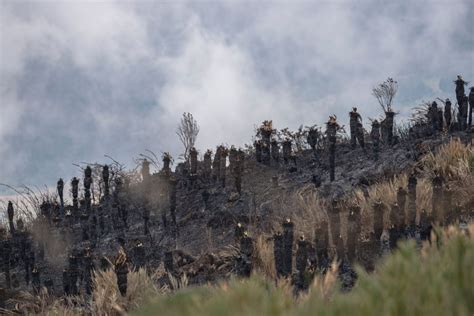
[176,112,200,163]
[372,77,398,112]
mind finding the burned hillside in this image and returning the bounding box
[0,77,473,313]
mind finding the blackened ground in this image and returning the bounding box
[1,131,472,309]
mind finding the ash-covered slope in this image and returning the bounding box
[170,131,471,255]
[0,128,472,309]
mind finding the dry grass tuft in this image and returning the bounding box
[305,261,339,302]
[420,137,473,180]
[253,234,276,280]
[1,288,84,315]
[270,184,328,241]
[168,272,189,291]
[1,268,168,315]
[293,185,328,238]
[92,268,164,314]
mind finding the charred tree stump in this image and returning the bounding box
[273,232,284,277]
[81,222,90,242]
[326,117,339,182]
[356,121,365,149]
[349,108,360,149]
[295,236,309,273]
[262,142,271,165]
[315,220,329,271]
[233,154,243,195]
[373,200,385,243]
[370,120,381,160]
[202,150,213,181]
[212,146,222,182]
[162,154,172,178]
[21,238,33,285]
[294,235,309,291]
[67,255,79,295]
[32,267,40,294]
[445,99,452,129]
[347,205,361,262]
[84,166,93,214]
[329,142,336,181]
[229,146,237,175]
[407,173,417,233]
[282,140,292,165]
[383,110,395,145]
[164,251,174,273]
[388,202,402,249]
[219,148,228,188]
[57,178,64,212]
[260,125,272,165]
[418,209,433,242]
[234,223,245,242]
[237,233,253,277]
[254,141,262,163]
[62,269,70,295]
[397,187,407,225]
[84,251,94,295]
[114,248,128,296]
[282,219,294,277]
[358,232,376,272]
[71,177,79,216]
[328,201,343,260]
[133,242,146,269]
[240,234,254,257]
[271,139,280,163]
[44,278,54,294]
[102,165,110,198]
[141,159,151,182]
[189,147,198,176]
[7,202,15,235]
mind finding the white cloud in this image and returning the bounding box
[154,19,301,151]
[0,0,473,193]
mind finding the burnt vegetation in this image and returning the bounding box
[0,76,473,314]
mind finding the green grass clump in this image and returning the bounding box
[136,277,294,316]
[136,226,474,316]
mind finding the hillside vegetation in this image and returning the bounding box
[2,138,473,315]
[135,225,474,316]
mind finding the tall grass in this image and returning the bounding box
[252,234,276,280]
[2,141,472,315]
[284,139,473,240]
[6,225,472,315]
[420,138,473,180]
[136,224,474,316]
[1,268,166,315]
[92,268,166,315]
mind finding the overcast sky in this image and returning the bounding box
[1,0,473,194]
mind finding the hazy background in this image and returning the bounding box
[1,0,473,195]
